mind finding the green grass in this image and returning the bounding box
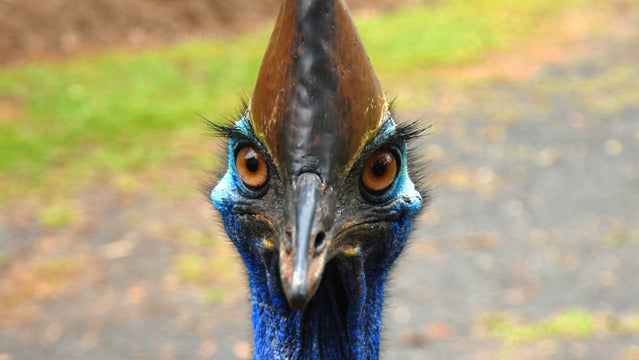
[359,0,576,72]
[483,309,599,344]
[36,203,76,228]
[481,309,639,357]
[0,0,604,203]
[173,229,241,303]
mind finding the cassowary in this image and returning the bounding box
[210,0,425,358]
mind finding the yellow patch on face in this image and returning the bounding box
[262,238,275,251]
[343,246,361,257]
[345,104,390,173]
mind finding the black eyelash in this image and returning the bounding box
[201,99,251,200]
[203,99,250,140]
[387,105,432,210]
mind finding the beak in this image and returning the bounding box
[279,172,329,310]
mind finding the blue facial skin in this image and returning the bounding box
[211,115,423,360]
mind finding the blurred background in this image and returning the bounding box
[0,0,638,359]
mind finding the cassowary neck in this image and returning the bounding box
[247,254,388,360]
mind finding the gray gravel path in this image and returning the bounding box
[1,17,638,360]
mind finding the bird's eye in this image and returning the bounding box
[361,149,398,194]
[236,145,268,190]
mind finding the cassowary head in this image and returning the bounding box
[211,0,424,312]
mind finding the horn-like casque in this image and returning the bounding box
[250,0,387,183]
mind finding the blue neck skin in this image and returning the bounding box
[211,119,422,360]
[249,250,388,360]
[213,198,417,360]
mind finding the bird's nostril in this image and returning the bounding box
[314,231,326,251]
[284,227,293,253]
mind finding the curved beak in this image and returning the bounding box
[279,172,329,310]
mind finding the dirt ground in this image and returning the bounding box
[1,1,639,360]
[0,0,415,65]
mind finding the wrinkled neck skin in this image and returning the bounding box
[213,192,417,360]
[248,252,388,360]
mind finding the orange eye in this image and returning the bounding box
[361,149,398,193]
[236,145,268,189]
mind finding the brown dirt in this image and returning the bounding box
[0,0,417,66]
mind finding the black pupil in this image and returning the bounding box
[246,155,259,173]
[372,158,387,177]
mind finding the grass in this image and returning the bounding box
[173,229,242,304]
[359,0,577,72]
[481,309,639,357]
[482,309,598,344]
[36,203,78,228]
[0,0,610,204]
